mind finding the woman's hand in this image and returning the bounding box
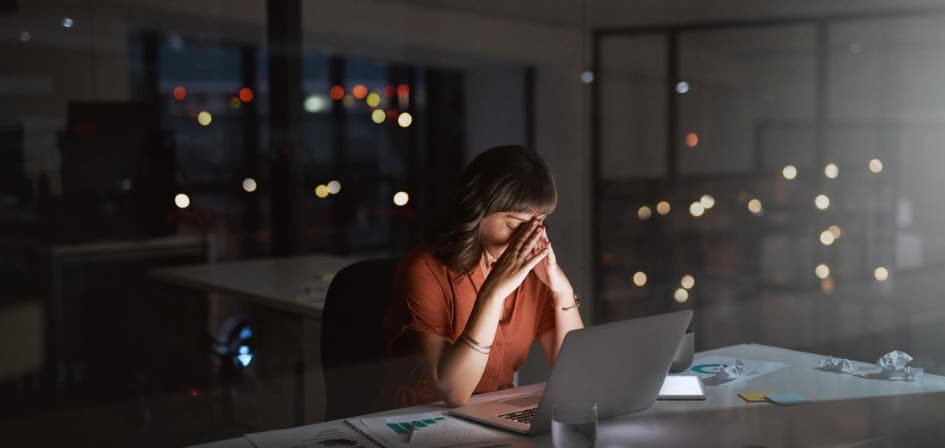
[532,226,574,297]
[479,218,549,302]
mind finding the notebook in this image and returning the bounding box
[344,411,513,448]
[657,375,707,400]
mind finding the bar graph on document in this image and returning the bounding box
[351,412,512,447]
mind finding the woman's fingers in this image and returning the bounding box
[522,247,550,272]
[508,219,539,257]
[518,223,544,261]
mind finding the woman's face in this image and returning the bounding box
[479,211,545,255]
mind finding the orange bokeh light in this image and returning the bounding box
[238,87,254,103]
[352,84,368,100]
[397,84,410,98]
[685,132,699,148]
[330,85,345,101]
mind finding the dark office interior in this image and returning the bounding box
[4,0,945,446]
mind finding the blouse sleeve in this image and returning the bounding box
[386,255,453,350]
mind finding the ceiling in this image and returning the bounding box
[380,0,945,29]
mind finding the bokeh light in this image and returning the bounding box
[675,81,690,94]
[782,164,797,180]
[819,230,835,246]
[366,92,381,107]
[874,266,889,282]
[174,193,190,209]
[869,158,884,174]
[637,206,652,220]
[824,163,839,179]
[748,198,763,215]
[173,86,187,101]
[397,84,410,98]
[815,264,831,279]
[352,84,368,100]
[685,132,699,148]
[656,201,671,215]
[398,112,413,128]
[700,194,715,209]
[330,85,344,100]
[327,180,342,195]
[197,111,212,127]
[632,271,647,287]
[242,178,257,193]
[828,225,842,239]
[814,194,830,210]
[689,202,705,217]
[674,288,689,303]
[238,87,254,103]
[371,109,386,124]
[680,274,695,290]
[393,191,410,206]
[314,184,330,199]
[304,95,327,113]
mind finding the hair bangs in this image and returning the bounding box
[486,170,557,217]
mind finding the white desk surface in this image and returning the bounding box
[151,254,365,318]
[189,343,945,447]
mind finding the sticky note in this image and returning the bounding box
[765,392,811,406]
[738,392,773,403]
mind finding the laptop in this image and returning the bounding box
[449,310,692,435]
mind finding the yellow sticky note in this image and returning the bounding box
[739,392,774,403]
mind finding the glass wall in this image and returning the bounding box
[595,13,945,367]
[0,1,535,445]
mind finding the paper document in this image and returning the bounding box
[245,421,374,448]
[348,411,515,448]
[686,356,786,386]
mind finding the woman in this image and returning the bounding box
[381,145,584,408]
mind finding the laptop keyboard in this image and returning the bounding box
[498,407,537,425]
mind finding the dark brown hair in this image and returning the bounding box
[430,145,557,275]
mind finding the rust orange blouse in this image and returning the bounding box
[380,245,556,407]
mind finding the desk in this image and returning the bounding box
[0,235,206,388]
[150,254,365,318]
[152,254,366,426]
[189,343,945,447]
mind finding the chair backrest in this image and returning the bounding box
[320,258,399,420]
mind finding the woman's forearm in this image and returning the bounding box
[435,293,504,407]
[550,289,584,364]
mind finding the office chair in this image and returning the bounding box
[321,258,400,420]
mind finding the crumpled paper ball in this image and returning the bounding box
[704,359,744,385]
[819,356,855,373]
[817,350,923,381]
[877,350,923,381]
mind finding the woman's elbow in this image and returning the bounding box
[437,385,471,408]
[443,395,470,408]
